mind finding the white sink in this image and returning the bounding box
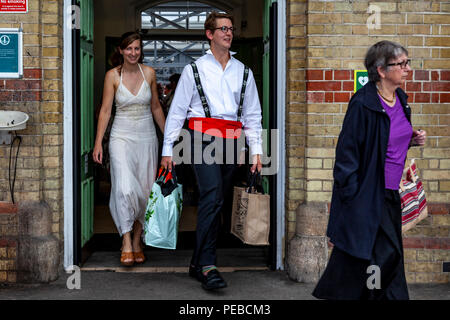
[0,111,29,131]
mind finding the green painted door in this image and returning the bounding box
[262,0,275,193]
[79,0,94,247]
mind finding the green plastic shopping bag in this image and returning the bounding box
[144,167,183,249]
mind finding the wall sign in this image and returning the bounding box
[354,70,369,92]
[0,0,28,13]
[0,28,23,79]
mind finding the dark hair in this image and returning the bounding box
[169,73,180,85]
[204,11,234,44]
[364,40,408,82]
[111,31,144,75]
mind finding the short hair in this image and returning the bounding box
[364,40,408,82]
[204,11,234,44]
[169,73,180,84]
[204,11,234,31]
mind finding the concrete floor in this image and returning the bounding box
[0,269,448,301]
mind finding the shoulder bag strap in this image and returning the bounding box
[190,62,211,118]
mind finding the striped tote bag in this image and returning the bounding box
[399,159,428,232]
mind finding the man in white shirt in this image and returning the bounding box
[160,12,263,290]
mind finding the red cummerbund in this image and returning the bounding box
[188,117,242,139]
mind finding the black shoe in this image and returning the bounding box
[199,269,227,290]
[189,265,201,281]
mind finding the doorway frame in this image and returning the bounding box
[63,0,286,271]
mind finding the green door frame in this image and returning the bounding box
[79,0,95,249]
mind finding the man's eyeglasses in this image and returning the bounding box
[213,26,234,33]
[387,59,411,69]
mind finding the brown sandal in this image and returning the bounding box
[133,251,146,264]
[120,251,135,266]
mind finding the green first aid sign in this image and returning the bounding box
[0,29,23,78]
[354,70,369,92]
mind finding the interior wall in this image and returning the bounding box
[93,0,263,107]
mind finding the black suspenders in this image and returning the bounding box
[190,62,249,122]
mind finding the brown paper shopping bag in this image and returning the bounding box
[231,172,270,245]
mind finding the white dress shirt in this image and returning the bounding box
[162,49,263,157]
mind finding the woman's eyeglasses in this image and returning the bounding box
[213,26,234,33]
[387,59,411,69]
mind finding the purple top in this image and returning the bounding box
[380,93,413,190]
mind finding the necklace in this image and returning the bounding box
[376,86,395,103]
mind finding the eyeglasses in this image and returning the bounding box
[213,26,234,33]
[387,59,411,69]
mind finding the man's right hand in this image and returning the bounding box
[160,156,174,172]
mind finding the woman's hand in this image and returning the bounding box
[93,144,103,164]
[411,129,427,146]
[250,154,262,173]
[161,156,174,172]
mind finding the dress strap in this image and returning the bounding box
[138,64,147,84]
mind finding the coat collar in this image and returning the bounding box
[359,81,409,112]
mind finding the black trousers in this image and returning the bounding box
[312,189,409,300]
[188,129,238,267]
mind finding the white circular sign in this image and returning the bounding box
[0,35,11,46]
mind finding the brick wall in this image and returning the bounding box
[0,202,18,283]
[286,0,449,283]
[0,0,64,278]
[287,0,307,242]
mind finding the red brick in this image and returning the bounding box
[5,80,27,90]
[414,93,430,103]
[0,202,17,214]
[11,91,21,101]
[334,92,350,103]
[431,71,439,81]
[21,91,41,101]
[23,68,42,79]
[442,238,450,250]
[432,82,450,92]
[406,72,413,81]
[403,237,425,248]
[0,239,17,248]
[0,92,12,101]
[406,82,421,92]
[425,238,441,249]
[414,70,429,81]
[432,93,439,103]
[404,237,450,250]
[307,70,323,81]
[334,70,350,80]
[428,203,449,215]
[307,81,341,91]
[325,70,332,81]
[440,93,450,103]
[26,80,42,90]
[400,83,406,92]
[307,92,324,103]
[441,71,450,81]
[325,92,333,102]
[343,81,354,91]
[423,82,432,91]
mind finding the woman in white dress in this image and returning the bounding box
[93,32,165,266]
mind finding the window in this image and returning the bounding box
[141,1,225,30]
[140,1,227,84]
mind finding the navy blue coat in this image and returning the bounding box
[327,81,412,260]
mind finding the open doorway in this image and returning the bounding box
[75,0,275,271]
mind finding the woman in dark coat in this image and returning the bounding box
[312,41,427,300]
